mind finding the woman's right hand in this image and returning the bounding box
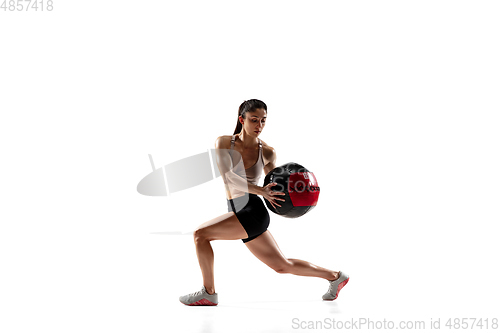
[260,182,286,209]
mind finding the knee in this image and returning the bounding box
[193,228,210,243]
[272,260,292,274]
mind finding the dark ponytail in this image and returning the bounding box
[233,99,267,135]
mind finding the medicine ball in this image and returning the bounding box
[263,162,320,218]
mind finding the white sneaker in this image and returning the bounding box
[322,271,349,301]
[179,286,218,306]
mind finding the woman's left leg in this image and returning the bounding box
[245,230,339,280]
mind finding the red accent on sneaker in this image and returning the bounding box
[188,298,218,306]
[334,277,349,300]
[323,277,349,301]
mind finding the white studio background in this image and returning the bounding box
[1,1,499,332]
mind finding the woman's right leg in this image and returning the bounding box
[193,212,248,294]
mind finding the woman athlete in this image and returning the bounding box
[179,99,349,306]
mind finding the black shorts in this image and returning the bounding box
[227,193,270,243]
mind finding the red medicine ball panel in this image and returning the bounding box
[288,172,320,207]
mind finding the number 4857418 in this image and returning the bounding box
[1,0,54,11]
